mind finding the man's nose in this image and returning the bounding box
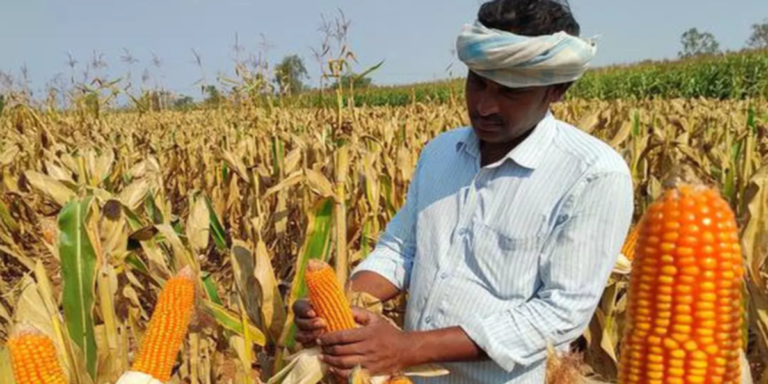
[476,93,500,116]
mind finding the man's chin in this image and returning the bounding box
[473,127,507,143]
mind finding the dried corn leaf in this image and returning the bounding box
[24,170,76,206]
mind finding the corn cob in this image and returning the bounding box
[618,183,744,384]
[621,220,642,261]
[131,267,196,382]
[305,259,356,332]
[7,324,68,384]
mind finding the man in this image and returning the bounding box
[293,0,634,382]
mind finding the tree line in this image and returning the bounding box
[678,18,768,58]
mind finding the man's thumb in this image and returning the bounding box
[351,307,373,325]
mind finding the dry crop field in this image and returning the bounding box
[0,81,767,384]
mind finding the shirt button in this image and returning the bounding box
[425,316,432,324]
[458,228,468,236]
[440,272,449,279]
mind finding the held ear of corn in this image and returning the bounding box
[7,324,68,384]
[305,259,356,333]
[618,181,745,384]
[304,261,422,384]
[131,267,196,382]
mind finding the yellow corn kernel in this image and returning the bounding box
[621,222,641,261]
[305,259,356,332]
[132,267,196,382]
[8,325,68,384]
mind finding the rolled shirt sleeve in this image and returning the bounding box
[460,171,634,372]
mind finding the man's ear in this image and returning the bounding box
[548,82,574,103]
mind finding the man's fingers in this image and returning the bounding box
[321,341,369,356]
[327,367,353,379]
[295,316,326,331]
[292,299,316,317]
[318,328,368,346]
[295,330,323,345]
[350,307,374,325]
[320,354,364,370]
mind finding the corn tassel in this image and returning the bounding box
[131,267,196,382]
[305,259,356,332]
[7,324,68,384]
[618,183,744,384]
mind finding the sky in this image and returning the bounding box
[1,0,766,100]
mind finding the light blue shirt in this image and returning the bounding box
[352,111,634,383]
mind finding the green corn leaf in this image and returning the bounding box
[202,273,223,305]
[144,193,164,225]
[58,196,99,379]
[125,253,149,275]
[0,199,19,233]
[204,195,228,251]
[200,299,266,346]
[354,60,385,83]
[278,197,334,353]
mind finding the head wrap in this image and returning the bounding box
[456,20,598,88]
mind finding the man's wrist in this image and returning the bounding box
[400,327,486,368]
[401,330,432,368]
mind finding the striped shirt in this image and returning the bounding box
[352,110,634,383]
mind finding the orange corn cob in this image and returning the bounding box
[621,220,642,261]
[305,260,356,332]
[618,183,744,384]
[7,325,68,384]
[386,376,413,384]
[132,267,196,382]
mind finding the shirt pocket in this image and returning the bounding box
[467,219,544,299]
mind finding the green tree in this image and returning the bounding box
[274,54,309,95]
[202,85,222,107]
[173,94,195,110]
[678,28,721,58]
[747,18,768,48]
[331,72,373,90]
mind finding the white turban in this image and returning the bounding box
[456,20,598,88]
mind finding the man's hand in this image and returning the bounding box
[293,271,399,348]
[317,308,415,378]
[292,298,326,347]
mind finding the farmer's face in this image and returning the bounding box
[465,70,566,144]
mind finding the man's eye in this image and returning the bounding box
[469,77,485,88]
[502,89,521,98]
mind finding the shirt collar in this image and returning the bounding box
[456,110,557,170]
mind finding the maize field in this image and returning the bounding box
[287,48,768,107]
[0,88,767,384]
